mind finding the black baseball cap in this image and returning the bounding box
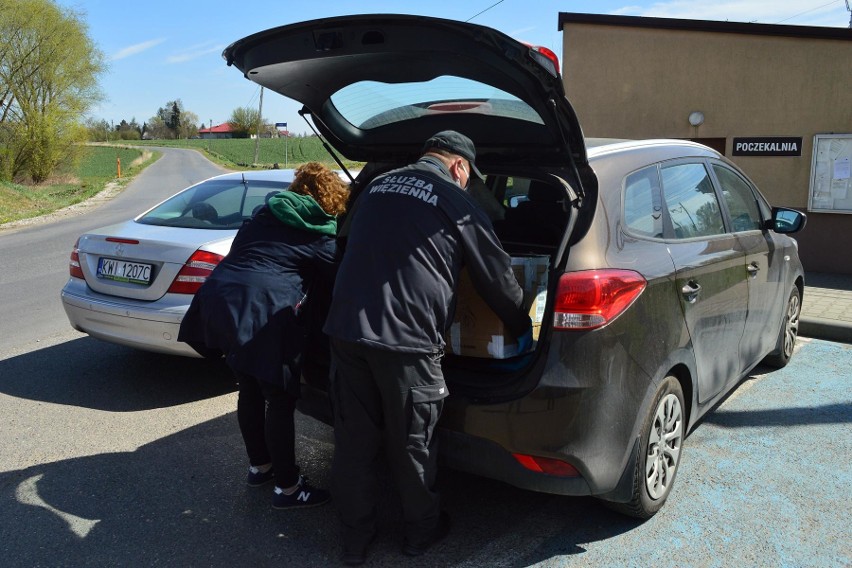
[423,130,484,180]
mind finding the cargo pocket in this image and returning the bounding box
[408,382,449,449]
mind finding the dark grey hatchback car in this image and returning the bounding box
[222,14,806,518]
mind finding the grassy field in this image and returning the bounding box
[129,136,362,169]
[0,136,362,226]
[0,146,156,225]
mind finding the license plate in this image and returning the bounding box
[97,257,153,285]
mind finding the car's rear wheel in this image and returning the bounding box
[605,376,684,519]
[762,286,801,369]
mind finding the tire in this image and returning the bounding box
[762,286,801,369]
[605,376,685,519]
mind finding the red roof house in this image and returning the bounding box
[198,123,236,139]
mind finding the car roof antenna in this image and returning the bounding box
[298,107,355,184]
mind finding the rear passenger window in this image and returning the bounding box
[661,163,725,239]
[712,165,762,232]
[624,166,663,238]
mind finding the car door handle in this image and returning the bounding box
[747,262,760,277]
[681,281,702,303]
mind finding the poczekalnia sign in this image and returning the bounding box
[732,137,802,157]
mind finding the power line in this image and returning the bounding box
[465,0,506,23]
[774,0,842,24]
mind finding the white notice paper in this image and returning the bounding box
[834,157,851,180]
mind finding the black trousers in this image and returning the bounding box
[329,338,448,550]
[236,373,300,488]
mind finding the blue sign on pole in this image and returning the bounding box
[275,122,287,128]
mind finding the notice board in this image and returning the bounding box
[808,134,852,213]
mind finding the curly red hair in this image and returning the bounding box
[289,162,350,216]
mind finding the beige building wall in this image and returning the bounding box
[558,14,852,273]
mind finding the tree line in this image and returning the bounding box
[84,100,201,142]
[85,103,283,143]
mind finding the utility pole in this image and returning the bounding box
[253,86,264,165]
[847,0,851,28]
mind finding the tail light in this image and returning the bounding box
[553,269,646,330]
[167,250,224,294]
[522,43,561,77]
[513,453,580,477]
[69,238,84,279]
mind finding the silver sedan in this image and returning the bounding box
[60,169,297,357]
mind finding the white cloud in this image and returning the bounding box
[111,38,166,61]
[166,41,225,64]
[611,0,847,26]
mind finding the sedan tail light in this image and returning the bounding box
[167,250,224,294]
[69,238,84,279]
[553,269,646,330]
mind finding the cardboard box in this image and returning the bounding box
[445,255,549,358]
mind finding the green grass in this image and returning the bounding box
[0,145,157,225]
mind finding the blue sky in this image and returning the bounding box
[54,0,850,134]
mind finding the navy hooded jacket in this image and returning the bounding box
[178,192,338,390]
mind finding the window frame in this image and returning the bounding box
[620,157,776,242]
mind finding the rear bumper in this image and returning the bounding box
[437,428,593,496]
[296,382,610,498]
[60,278,200,357]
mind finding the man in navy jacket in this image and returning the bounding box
[324,131,532,565]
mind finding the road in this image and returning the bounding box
[0,147,227,355]
[0,151,850,567]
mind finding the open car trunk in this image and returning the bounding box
[222,14,595,417]
[299,165,580,420]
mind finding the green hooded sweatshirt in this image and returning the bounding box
[266,191,337,236]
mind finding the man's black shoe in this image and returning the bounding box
[402,511,451,557]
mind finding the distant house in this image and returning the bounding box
[198,123,236,139]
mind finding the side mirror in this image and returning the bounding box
[766,207,807,234]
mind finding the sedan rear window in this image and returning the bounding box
[137,179,290,229]
[330,76,545,129]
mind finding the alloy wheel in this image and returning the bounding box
[783,292,801,359]
[645,393,683,500]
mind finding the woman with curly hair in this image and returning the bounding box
[179,162,350,509]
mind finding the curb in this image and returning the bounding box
[799,316,852,345]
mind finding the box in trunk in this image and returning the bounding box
[445,255,549,358]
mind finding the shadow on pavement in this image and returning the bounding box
[704,402,852,428]
[0,336,236,411]
[0,411,641,568]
